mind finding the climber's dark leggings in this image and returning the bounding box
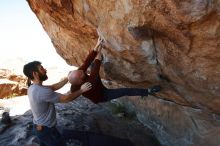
[103,88,148,101]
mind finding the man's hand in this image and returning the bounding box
[95,52,103,61]
[80,82,92,93]
[94,36,104,52]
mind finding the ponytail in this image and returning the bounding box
[27,78,32,87]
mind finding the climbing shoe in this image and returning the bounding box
[148,85,161,95]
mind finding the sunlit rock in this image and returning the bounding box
[27,0,220,146]
[0,69,27,98]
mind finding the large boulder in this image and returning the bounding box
[27,0,220,146]
[0,69,27,98]
[0,98,160,146]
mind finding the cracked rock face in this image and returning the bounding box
[27,0,220,146]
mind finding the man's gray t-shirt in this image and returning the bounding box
[28,84,61,127]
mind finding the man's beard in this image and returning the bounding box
[38,72,48,81]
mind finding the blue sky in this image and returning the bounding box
[0,0,70,70]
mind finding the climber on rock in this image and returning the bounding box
[68,36,161,104]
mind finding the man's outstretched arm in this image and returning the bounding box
[79,51,98,71]
[78,37,103,71]
[59,82,92,103]
[46,77,68,91]
[88,52,103,84]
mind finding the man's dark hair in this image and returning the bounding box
[23,61,41,86]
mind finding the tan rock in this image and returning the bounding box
[0,69,27,99]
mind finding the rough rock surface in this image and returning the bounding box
[0,69,27,98]
[0,97,160,146]
[27,0,220,146]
